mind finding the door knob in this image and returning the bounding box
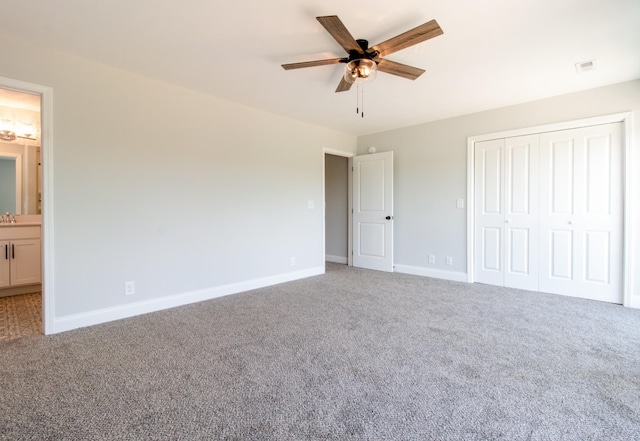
[385,216,392,220]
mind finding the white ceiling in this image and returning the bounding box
[2,0,639,135]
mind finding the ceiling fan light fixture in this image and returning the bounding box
[344,59,377,84]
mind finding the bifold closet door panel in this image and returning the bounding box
[474,135,539,290]
[474,138,505,286]
[503,135,539,291]
[538,123,623,303]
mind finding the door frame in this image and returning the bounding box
[0,75,54,333]
[466,112,633,307]
[323,148,354,267]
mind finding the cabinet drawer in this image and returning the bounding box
[0,226,41,240]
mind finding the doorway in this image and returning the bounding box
[323,149,395,273]
[324,153,350,265]
[0,76,53,336]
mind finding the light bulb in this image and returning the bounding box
[344,59,377,84]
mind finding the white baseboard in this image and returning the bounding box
[52,266,325,334]
[394,264,467,282]
[326,254,348,264]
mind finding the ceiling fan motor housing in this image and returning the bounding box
[345,39,379,63]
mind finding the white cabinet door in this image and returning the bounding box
[353,151,394,272]
[0,241,10,288]
[539,123,623,303]
[9,239,41,286]
[474,135,539,290]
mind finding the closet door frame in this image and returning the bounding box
[466,112,633,307]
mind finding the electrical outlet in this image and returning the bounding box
[125,281,135,296]
[457,198,464,209]
[446,257,453,266]
[290,257,296,266]
[428,254,436,264]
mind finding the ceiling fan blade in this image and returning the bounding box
[335,76,353,93]
[376,59,425,80]
[317,16,364,55]
[372,19,443,58]
[282,58,344,70]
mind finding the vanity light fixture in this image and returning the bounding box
[18,122,36,140]
[0,119,37,141]
[0,119,16,141]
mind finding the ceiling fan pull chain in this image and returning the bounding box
[361,86,364,118]
[356,83,359,115]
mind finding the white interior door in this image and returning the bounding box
[353,151,393,272]
[503,135,539,290]
[539,123,623,303]
[474,139,505,285]
[474,135,539,290]
[475,122,623,304]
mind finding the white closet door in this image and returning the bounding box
[474,139,505,286]
[503,135,539,290]
[539,123,623,303]
[475,136,539,290]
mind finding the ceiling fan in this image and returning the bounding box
[282,15,444,93]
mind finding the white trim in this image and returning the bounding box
[323,148,355,158]
[622,113,635,308]
[0,152,22,214]
[325,254,348,264]
[322,148,354,270]
[0,76,54,333]
[51,266,324,334]
[347,157,353,267]
[467,112,634,307]
[469,113,632,143]
[394,264,467,282]
[466,139,475,284]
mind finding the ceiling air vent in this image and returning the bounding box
[575,59,596,74]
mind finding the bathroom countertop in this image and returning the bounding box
[0,222,42,227]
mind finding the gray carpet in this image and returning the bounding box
[1,263,639,440]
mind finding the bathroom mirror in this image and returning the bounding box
[0,155,20,214]
[0,145,40,215]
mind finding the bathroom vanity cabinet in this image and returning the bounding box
[0,224,41,290]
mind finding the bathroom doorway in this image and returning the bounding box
[0,78,51,339]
